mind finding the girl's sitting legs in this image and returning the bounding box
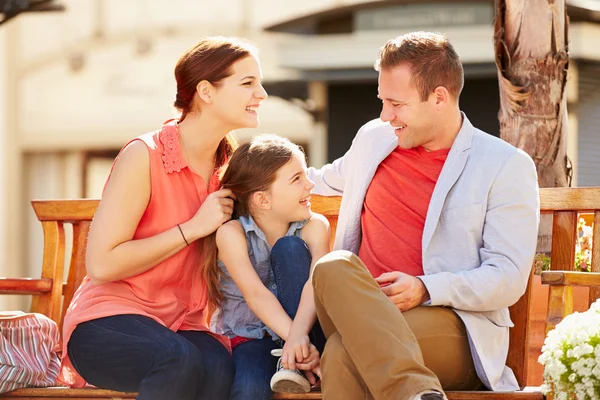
[68,314,233,400]
[271,236,326,352]
[230,338,279,400]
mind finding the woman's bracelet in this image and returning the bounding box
[176,224,190,246]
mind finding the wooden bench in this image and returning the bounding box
[2,187,600,399]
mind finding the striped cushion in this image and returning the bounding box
[0,312,60,394]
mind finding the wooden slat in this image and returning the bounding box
[29,221,65,326]
[61,221,91,331]
[541,271,600,286]
[446,392,544,400]
[507,269,534,388]
[277,390,545,400]
[310,196,341,218]
[540,187,600,212]
[550,211,577,271]
[590,211,600,304]
[272,392,322,400]
[0,278,52,294]
[312,196,340,249]
[545,285,573,335]
[31,199,99,222]
[0,387,136,398]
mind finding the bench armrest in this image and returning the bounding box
[0,278,53,295]
[541,271,600,287]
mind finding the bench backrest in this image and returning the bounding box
[21,187,600,389]
[28,200,99,330]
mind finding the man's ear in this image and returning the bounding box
[432,86,450,108]
[431,86,451,106]
[251,191,271,210]
[196,80,213,104]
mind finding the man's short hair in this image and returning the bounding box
[374,31,464,101]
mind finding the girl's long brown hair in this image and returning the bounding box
[202,135,305,309]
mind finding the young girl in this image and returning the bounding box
[205,135,330,399]
[60,37,267,400]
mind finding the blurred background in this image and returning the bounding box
[1,0,599,314]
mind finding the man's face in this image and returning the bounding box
[377,63,439,150]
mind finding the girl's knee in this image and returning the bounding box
[272,236,309,256]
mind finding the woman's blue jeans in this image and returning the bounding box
[229,236,326,400]
[68,314,233,400]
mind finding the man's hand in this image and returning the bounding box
[282,341,321,385]
[296,344,321,385]
[375,271,430,312]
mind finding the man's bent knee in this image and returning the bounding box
[313,250,364,289]
[321,333,352,372]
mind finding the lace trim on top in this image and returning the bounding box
[159,119,188,174]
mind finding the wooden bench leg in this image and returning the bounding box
[545,284,573,335]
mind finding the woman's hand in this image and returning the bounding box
[183,189,234,240]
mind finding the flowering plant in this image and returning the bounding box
[576,217,593,272]
[534,217,593,274]
[539,300,600,400]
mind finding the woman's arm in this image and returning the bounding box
[216,221,294,340]
[86,141,233,285]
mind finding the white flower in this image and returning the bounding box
[539,299,600,399]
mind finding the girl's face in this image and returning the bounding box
[208,55,267,130]
[265,152,315,223]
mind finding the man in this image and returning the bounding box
[306,32,540,400]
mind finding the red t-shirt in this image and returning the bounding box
[358,145,450,278]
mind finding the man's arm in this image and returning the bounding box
[308,156,347,196]
[308,120,375,195]
[419,150,540,312]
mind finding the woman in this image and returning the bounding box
[59,37,267,400]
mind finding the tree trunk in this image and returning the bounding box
[494,0,571,188]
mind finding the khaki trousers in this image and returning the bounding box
[313,251,483,400]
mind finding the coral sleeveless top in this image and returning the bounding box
[59,119,228,387]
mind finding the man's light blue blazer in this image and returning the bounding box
[308,114,540,391]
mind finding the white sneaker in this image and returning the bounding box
[269,348,311,393]
[414,391,447,400]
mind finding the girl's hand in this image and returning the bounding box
[295,343,320,372]
[185,189,234,239]
[281,333,311,370]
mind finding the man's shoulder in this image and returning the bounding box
[472,127,513,151]
[357,118,393,135]
[471,128,528,159]
[352,118,396,145]
[469,127,536,173]
[360,118,388,130]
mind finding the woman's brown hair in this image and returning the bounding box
[202,135,305,308]
[174,36,256,168]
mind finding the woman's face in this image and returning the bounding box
[208,55,268,130]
